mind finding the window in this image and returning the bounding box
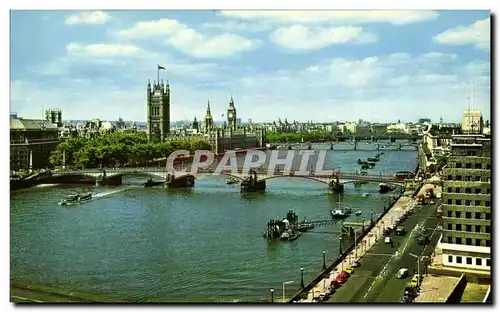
[456,256,462,263]
[475,225,481,232]
[487,188,491,194]
[466,238,472,245]
[455,211,461,218]
[486,213,491,220]
[486,226,491,233]
[487,164,491,169]
[448,199,452,205]
[465,200,471,206]
[456,224,462,231]
[476,258,482,266]
[486,201,491,207]
[448,255,453,263]
[466,212,471,219]
[447,223,453,230]
[474,163,482,169]
[447,187,452,193]
[465,163,472,168]
[475,200,481,206]
[466,257,472,265]
[447,175,452,180]
[475,188,481,194]
[455,187,461,193]
[447,211,452,217]
[447,236,453,243]
[465,188,472,194]
[456,163,462,168]
[466,224,472,231]
[475,212,481,219]
[486,259,491,267]
[475,176,481,182]
[456,238,462,244]
[486,240,491,247]
[476,239,481,246]
[456,200,462,206]
[456,175,462,181]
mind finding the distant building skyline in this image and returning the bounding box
[11,11,490,122]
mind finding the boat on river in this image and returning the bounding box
[280,230,302,241]
[331,197,352,218]
[59,191,93,205]
[226,177,240,185]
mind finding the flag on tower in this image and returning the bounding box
[158,64,166,70]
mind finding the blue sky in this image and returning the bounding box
[10,10,490,123]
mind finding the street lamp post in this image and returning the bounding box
[270,287,274,303]
[322,250,327,271]
[338,236,343,255]
[409,253,421,286]
[300,267,305,289]
[282,281,294,303]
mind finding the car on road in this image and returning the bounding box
[384,236,392,244]
[351,260,361,268]
[395,226,407,236]
[345,267,354,274]
[396,268,409,279]
[418,234,429,245]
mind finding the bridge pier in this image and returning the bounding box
[96,175,122,187]
[329,181,344,193]
[330,143,334,150]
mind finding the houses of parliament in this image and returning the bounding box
[146,79,267,154]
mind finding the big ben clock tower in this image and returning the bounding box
[227,96,237,131]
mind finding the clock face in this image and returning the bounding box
[228,113,233,118]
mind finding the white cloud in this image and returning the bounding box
[270,25,377,50]
[65,11,112,25]
[219,11,439,25]
[65,43,148,58]
[433,18,490,51]
[420,52,457,59]
[115,18,260,58]
[201,20,270,32]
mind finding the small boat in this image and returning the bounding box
[331,207,352,218]
[355,210,362,215]
[226,177,240,185]
[362,193,369,197]
[280,230,301,241]
[59,193,79,205]
[379,183,392,193]
[361,164,370,170]
[59,191,92,205]
[367,157,379,162]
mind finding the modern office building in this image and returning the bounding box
[461,109,484,134]
[438,134,491,273]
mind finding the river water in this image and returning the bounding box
[10,143,417,302]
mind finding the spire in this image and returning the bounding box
[229,95,234,106]
[206,100,212,119]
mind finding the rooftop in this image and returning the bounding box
[10,117,59,131]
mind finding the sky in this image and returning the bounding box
[10,10,491,123]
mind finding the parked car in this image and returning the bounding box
[345,267,354,274]
[351,260,361,268]
[385,236,392,244]
[408,274,421,287]
[330,280,342,289]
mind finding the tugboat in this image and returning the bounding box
[226,177,240,185]
[241,170,266,192]
[367,157,380,162]
[264,210,305,241]
[355,210,362,216]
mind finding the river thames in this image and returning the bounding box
[10,143,418,302]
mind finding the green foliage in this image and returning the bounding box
[266,131,332,143]
[49,132,212,168]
